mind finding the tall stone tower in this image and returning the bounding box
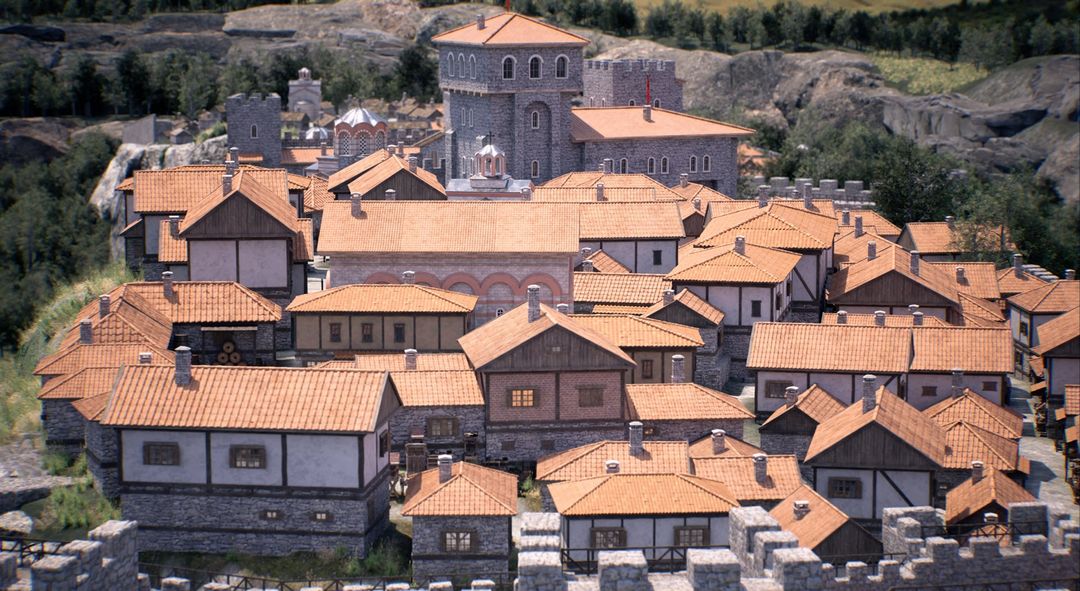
[225,93,282,168]
[432,12,588,184]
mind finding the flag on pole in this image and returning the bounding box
[645,75,651,105]
[506,0,511,12]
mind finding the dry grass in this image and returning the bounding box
[869,53,989,94]
[634,0,970,14]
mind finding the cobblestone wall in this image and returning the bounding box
[41,399,86,453]
[641,418,745,442]
[759,433,813,481]
[411,516,510,579]
[485,421,624,463]
[391,406,486,460]
[86,421,120,499]
[583,59,683,111]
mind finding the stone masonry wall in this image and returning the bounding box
[722,327,752,382]
[485,421,625,464]
[760,433,813,481]
[693,328,730,390]
[583,59,683,111]
[391,406,486,460]
[642,418,745,442]
[579,135,739,197]
[225,93,282,168]
[411,515,510,580]
[86,421,120,499]
[171,323,277,366]
[41,399,87,453]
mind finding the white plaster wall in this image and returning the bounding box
[756,371,809,413]
[634,240,679,274]
[702,285,739,327]
[189,240,237,281]
[906,373,1005,409]
[1009,309,1027,345]
[363,431,377,487]
[209,432,282,486]
[1031,313,1058,348]
[792,254,818,302]
[814,468,873,520]
[874,470,931,518]
[286,434,361,488]
[375,423,390,474]
[840,305,948,320]
[808,373,856,404]
[238,239,288,288]
[1048,358,1080,395]
[741,286,773,323]
[121,430,206,484]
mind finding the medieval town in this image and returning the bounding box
[0,3,1078,591]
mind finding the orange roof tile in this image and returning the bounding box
[836,210,900,238]
[38,367,121,401]
[327,353,472,371]
[945,469,1035,523]
[388,370,483,407]
[402,461,518,516]
[927,262,1001,301]
[831,229,898,267]
[303,175,333,213]
[432,12,589,46]
[687,432,763,459]
[942,421,1026,472]
[1007,280,1079,314]
[582,250,631,274]
[129,165,290,214]
[548,473,737,516]
[820,312,949,327]
[578,201,685,240]
[1066,384,1079,417]
[534,186,670,203]
[587,303,651,315]
[669,242,800,285]
[536,440,690,482]
[34,344,175,377]
[747,323,912,374]
[770,484,863,549]
[543,171,680,193]
[827,246,961,306]
[627,383,753,422]
[691,455,803,502]
[72,392,110,421]
[902,221,1012,256]
[281,147,323,166]
[761,385,846,429]
[957,293,1007,327]
[924,389,1024,439]
[570,107,753,142]
[459,302,634,369]
[115,281,282,324]
[102,365,392,432]
[805,386,946,466]
[695,202,837,251]
[327,150,395,193]
[574,272,671,306]
[567,314,703,349]
[910,327,1012,373]
[643,288,725,326]
[59,302,173,351]
[344,153,445,198]
[180,170,299,236]
[996,266,1048,297]
[157,220,187,263]
[318,201,579,255]
[1033,307,1080,355]
[287,284,477,314]
[669,182,733,203]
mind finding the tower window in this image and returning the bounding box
[457,53,465,77]
[530,160,539,178]
[703,155,711,172]
[469,55,476,79]
[556,55,568,78]
[653,99,661,108]
[690,156,697,173]
[629,99,636,106]
[502,56,515,80]
[531,111,540,129]
[529,56,542,79]
[250,125,258,139]
[660,157,669,174]
[447,54,455,77]
[619,158,628,173]
[647,158,655,174]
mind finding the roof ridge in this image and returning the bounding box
[677,473,737,504]
[459,471,518,513]
[950,421,1012,464]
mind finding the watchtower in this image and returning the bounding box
[225,93,282,168]
[583,59,683,111]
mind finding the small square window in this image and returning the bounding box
[643,425,658,436]
[508,388,536,408]
[540,440,555,451]
[361,323,374,343]
[501,440,516,451]
[312,511,333,522]
[443,530,473,553]
[143,442,180,466]
[393,323,406,343]
[591,528,626,549]
[765,380,793,399]
[427,417,458,437]
[828,477,862,499]
[1019,321,1029,336]
[641,359,654,380]
[675,526,709,547]
[329,322,342,343]
[260,509,283,520]
[652,250,662,266]
[982,381,998,392]
[578,387,603,408]
[751,300,762,318]
[921,386,938,397]
[230,445,266,469]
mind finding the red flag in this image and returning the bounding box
[645,75,651,105]
[506,0,511,12]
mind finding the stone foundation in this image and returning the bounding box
[641,418,745,442]
[485,422,624,464]
[391,406,486,460]
[41,399,87,454]
[411,515,510,581]
[759,433,812,481]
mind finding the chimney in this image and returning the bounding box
[955,266,965,283]
[908,304,920,316]
[874,310,886,327]
[1066,269,1076,280]
[605,459,620,474]
[841,209,850,226]
[642,105,652,122]
[971,460,984,483]
[910,251,920,276]
[693,197,702,211]
[527,284,541,322]
[582,260,594,272]
[983,512,998,524]
[854,216,864,237]
[228,147,239,172]
[98,295,110,319]
[407,156,417,173]
[581,247,592,261]
[521,187,533,200]
[351,192,363,217]
[785,385,799,407]
[387,143,396,155]
[671,354,686,384]
[945,215,955,230]
[476,13,486,29]
[734,235,746,255]
[438,454,453,484]
[867,240,877,261]
[603,158,613,174]
[385,189,397,201]
[138,352,153,364]
[753,453,767,483]
[1013,254,1023,278]
[680,173,688,188]
[320,141,327,156]
[596,183,605,201]
[861,374,877,412]
[711,429,726,454]
[912,311,924,326]
[175,346,192,386]
[554,303,568,315]
[757,186,768,208]
[397,144,405,157]
[628,421,644,455]
[404,348,417,370]
[836,310,848,324]
[168,215,180,238]
[951,368,964,397]
[79,319,93,344]
[402,270,415,285]
[802,184,812,209]
[222,173,232,194]
[793,500,810,520]
[162,271,175,298]
[662,289,675,305]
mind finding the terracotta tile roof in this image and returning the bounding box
[536,440,690,481]
[902,222,1012,256]
[669,242,800,285]
[287,284,477,314]
[1007,280,1079,314]
[128,165,290,214]
[533,187,673,203]
[694,202,837,251]
[115,281,282,324]
[627,383,753,422]
[770,484,859,549]
[327,151,394,193]
[687,432,763,459]
[945,469,1035,523]
[72,392,110,421]
[669,182,733,203]
[548,473,737,516]
[402,461,518,516]
[924,389,1024,439]
[1028,356,1044,379]
[578,202,686,240]
[102,365,392,432]
[323,353,472,371]
[34,344,175,377]
[927,262,1001,300]
[643,289,725,326]
[942,421,1026,472]
[1066,385,1079,417]
[303,175,333,213]
[281,147,322,166]
[181,170,300,236]
[574,272,671,305]
[318,201,579,255]
[116,177,134,191]
[432,12,589,46]
[996,266,1048,297]
[120,217,143,237]
[805,386,946,466]
[388,370,483,407]
[571,107,753,142]
[820,312,949,327]
[706,200,759,218]
[38,367,121,401]
[590,304,652,315]
[157,221,187,263]
[582,250,631,274]
[909,327,1012,373]
[832,230,898,267]
[567,314,703,348]
[836,211,900,238]
[544,172,680,192]
[295,218,315,261]
[459,302,634,369]
[761,385,846,429]
[691,455,803,502]
[827,247,960,305]
[344,153,445,198]
[957,293,1007,327]
[60,300,173,351]
[237,153,263,164]
[1068,424,1079,444]
[747,323,912,374]
[1033,307,1080,356]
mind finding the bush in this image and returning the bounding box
[196,121,226,143]
[36,477,119,533]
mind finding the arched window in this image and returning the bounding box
[647,157,656,174]
[601,98,606,107]
[689,156,697,173]
[556,55,568,78]
[446,54,454,77]
[356,132,370,156]
[469,55,477,79]
[530,160,539,178]
[589,97,595,107]
[703,155,711,172]
[529,56,542,79]
[660,157,669,174]
[653,99,661,108]
[374,131,386,150]
[337,131,351,156]
[628,100,636,106]
[530,111,540,129]
[457,53,465,77]
[467,109,473,128]
[502,56,515,80]
[496,308,506,317]
[250,125,258,139]
[619,158,628,174]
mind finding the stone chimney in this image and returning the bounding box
[138,352,153,364]
[867,240,877,261]
[476,13,486,29]
[628,421,644,455]
[387,144,397,155]
[405,349,418,370]
[438,454,453,484]
[908,304,919,316]
[385,189,397,201]
[351,193,363,217]
[99,295,110,319]
[521,187,532,200]
[951,368,964,397]
[757,186,768,208]
[910,251,920,276]
[662,289,675,305]
[912,311,924,326]
[861,374,877,412]
[671,354,686,383]
[854,216,864,238]
[527,284,541,322]
[229,145,239,164]
[397,144,405,157]
[956,266,966,282]
[407,156,417,173]
[693,197,702,211]
[785,385,799,407]
[402,270,415,285]
[711,429,726,454]
[753,453,767,484]
[971,460,984,483]
[874,310,886,327]
[162,271,175,299]
[605,459,620,474]
[175,346,192,386]
[222,173,232,194]
[1013,254,1023,278]
[596,183,605,201]
[734,235,746,255]
[836,310,848,324]
[582,260,594,272]
[1066,269,1076,280]
[320,141,327,156]
[680,173,688,188]
[793,500,810,520]
[79,319,92,344]
[643,105,652,122]
[945,215,955,230]
[802,184,812,209]
[581,247,592,261]
[556,303,569,314]
[168,215,180,238]
[841,209,850,226]
[603,158,613,174]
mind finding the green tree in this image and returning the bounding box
[65,55,103,117]
[780,0,807,50]
[31,70,66,116]
[178,53,218,118]
[1028,16,1055,55]
[114,50,150,115]
[391,44,440,104]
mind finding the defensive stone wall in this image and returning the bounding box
[583,59,683,112]
[746,176,875,209]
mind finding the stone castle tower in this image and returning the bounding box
[433,12,589,183]
[225,93,282,168]
[583,59,683,111]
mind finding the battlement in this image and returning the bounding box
[225,92,282,109]
[745,175,876,208]
[585,59,676,72]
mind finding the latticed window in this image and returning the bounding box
[356,132,370,157]
[427,417,458,437]
[764,380,793,399]
[675,526,709,547]
[828,478,862,499]
[444,531,473,553]
[590,528,626,549]
[143,442,179,466]
[230,445,266,469]
[337,132,351,156]
[375,131,386,150]
[509,388,536,407]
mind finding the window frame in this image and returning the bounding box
[361,322,374,343]
[555,55,568,79]
[393,322,406,344]
[619,158,628,174]
[229,445,267,469]
[530,110,540,129]
[379,430,390,457]
[468,54,477,79]
[250,125,258,139]
[312,511,333,522]
[674,526,710,547]
[689,155,697,173]
[142,442,180,466]
[764,380,794,399]
[328,322,342,343]
[427,417,459,438]
[502,56,515,80]
[660,157,669,174]
[1019,321,1029,336]
[775,292,783,311]
[982,381,998,392]
[508,387,537,408]
[530,160,540,179]
[578,386,604,408]
[442,530,475,553]
[653,98,661,108]
[641,359,654,380]
[457,52,465,77]
[647,157,656,174]
[921,385,938,397]
[652,250,663,266]
[827,477,863,499]
[703,155,711,172]
[260,509,283,520]
[751,299,762,318]
[590,527,627,549]
[528,55,543,79]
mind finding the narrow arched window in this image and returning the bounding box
[530,160,539,178]
[647,157,656,174]
[689,156,697,173]
[502,56,515,80]
[556,55,568,79]
[601,98,606,107]
[619,158,628,174]
[628,100,636,106]
[446,54,454,77]
[457,53,465,77]
[469,55,477,79]
[337,132,351,156]
[531,111,540,129]
[250,125,258,139]
[529,56,542,79]
[703,155,711,172]
[661,157,669,174]
[653,99,661,108]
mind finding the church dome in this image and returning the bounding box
[336,107,387,127]
[304,126,330,140]
[476,143,505,159]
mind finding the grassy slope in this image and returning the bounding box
[869,53,990,94]
[633,0,968,14]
